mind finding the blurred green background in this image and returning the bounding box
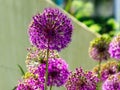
[0,0,115,90]
[53,0,120,37]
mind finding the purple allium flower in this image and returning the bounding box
[109,35,120,60]
[89,36,110,61]
[16,72,44,90]
[35,58,70,87]
[65,67,99,90]
[102,72,120,90]
[28,8,73,51]
[93,61,118,81]
[16,84,33,90]
[25,46,59,73]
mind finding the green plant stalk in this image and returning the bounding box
[50,85,52,90]
[96,60,102,90]
[118,61,120,71]
[45,41,50,90]
[50,79,53,90]
[96,82,101,90]
[98,60,102,78]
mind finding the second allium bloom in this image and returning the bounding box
[109,35,120,60]
[89,36,110,61]
[28,8,73,51]
[102,72,120,90]
[65,67,99,90]
[34,58,70,87]
[92,61,119,81]
[16,72,44,90]
[25,46,59,73]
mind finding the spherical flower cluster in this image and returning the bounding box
[28,8,73,51]
[102,72,120,90]
[89,36,110,61]
[16,84,33,90]
[109,35,120,60]
[35,58,70,87]
[65,67,99,90]
[92,61,119,81]
[25,46,59,73]
[16,72,44,90]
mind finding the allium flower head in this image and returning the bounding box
[16,72,44,90]
[89,36,111,61]
[25,46,59,73]
[35,58,70,87]
[16,84,33,90]
[28,8,73,51]
[65,67,99,90]
[102,72,120,90]
[109,35,120,60]
[93,61,119,81]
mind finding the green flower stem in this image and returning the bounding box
[96,82,101,90]
[45,41,50,90]
[98,60,102,78]
[96,60,102,90]
[50,79,53,90]
[50,85,52,90]
[118,61,120,71]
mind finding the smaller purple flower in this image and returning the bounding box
[102,72,120,90]
[28,8,73,51]
[25,46,59,73]
[16,84,33,90]
[109,35,120,60]
[92,61,119,81]
[34,58,70,87]
[65,67,99,90]
[16,72,44,90]
[89,36,110,61]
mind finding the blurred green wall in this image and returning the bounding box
[0,0,98,90]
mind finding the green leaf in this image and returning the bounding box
[12,86,17,90]
[17,64,25,76]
